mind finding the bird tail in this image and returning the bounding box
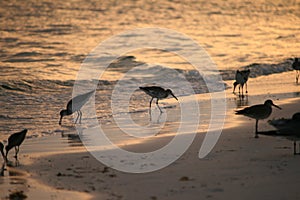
[235,110,245,115]
[139,87,147,91]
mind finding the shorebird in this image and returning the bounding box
[264,112,300,154]
[5,129,27,161]
[235,99,281,138]
[139,86,178,113]
[59,90,95,125]
[233,69,250,96]
[0,142,5,161]
[292,58,300,84]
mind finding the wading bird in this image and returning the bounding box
[235,100,281,138]
[59,90,95,125]
[139,86,178,113]
[233,69,250,96]
[5,129,27,161]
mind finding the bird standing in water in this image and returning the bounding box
[292,58,300,84]
[59,90,95,125]
[235,100,281,138]
[233,69,250,96]
[5,129,27,161]
[139,86,178,113]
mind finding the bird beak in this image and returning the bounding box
[59,116,63,125]
[272,103,282,110]
[171,92,178,101]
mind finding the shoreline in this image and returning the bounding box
[1,71,300,199]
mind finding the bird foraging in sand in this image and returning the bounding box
[292,58,300,84]
[235,100,281,138]
[5,129,27,161]
[59,90,95,125]
[139,86,178,113]
[233,69,250,96]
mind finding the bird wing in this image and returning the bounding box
[236,71,246,84]
[269,118,300,135]
[236,104,271,119]
[8,129,27,147]
[140,86,165,97]
[68,90,95,112]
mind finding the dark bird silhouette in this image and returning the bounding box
[59,90,95,125]
[5,129,27,161]
[235,100,281,138]
[292,58,300,84]
[140,86,178,113]
[263,112,300,154]
[233,69,250,96]
[0,142,5,161]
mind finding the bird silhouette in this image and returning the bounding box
[5,129,27,161]
[233,69,250,96]
[59,90,95,125]
[140,86,178,113]
[265,112,300,154]
[235,100,281,138]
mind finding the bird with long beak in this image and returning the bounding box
[139,86,178,113]
[235,99,281,138]
[59,90,95,125]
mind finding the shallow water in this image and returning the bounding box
[0,0,300,141]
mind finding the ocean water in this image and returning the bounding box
[0,0,299,140]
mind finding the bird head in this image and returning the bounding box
[292,112,300,121]
[59,109,68,125]
[264,99,281,110]
[166,89,178,101]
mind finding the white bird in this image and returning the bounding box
[292,58,300,84]
[5,129,27,161]
[235,100,281,138]
[233,69,250,96]
[140,86,178,113]
[59,90,95,125]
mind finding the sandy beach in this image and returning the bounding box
[1,71,300,200]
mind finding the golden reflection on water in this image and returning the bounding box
[0,0,299,80]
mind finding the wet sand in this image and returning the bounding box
[1,71,300,200]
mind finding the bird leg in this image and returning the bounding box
[255,119,259,138]
[296,71,299,84]
[294,140,297,155]
[75,111,80,124]
[149,97,154,113]
[245,83,248,93]
[241,84,244,98]
[14,146,19,159]
[156,99,163,113]
[79,110,82,124]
